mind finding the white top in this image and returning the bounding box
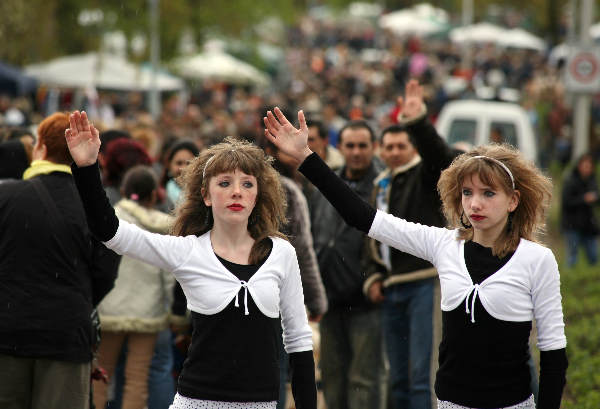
[368,210,566,351]
[104,220,313,353]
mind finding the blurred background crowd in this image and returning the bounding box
[2,1,599,168]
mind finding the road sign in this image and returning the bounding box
[565,46,600,93]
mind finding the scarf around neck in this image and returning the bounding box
[22,160,72,180]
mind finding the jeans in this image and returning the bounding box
[564,230,598,267]
[148,329,176,409]
[320,306,385,409]
[383,278,434,409]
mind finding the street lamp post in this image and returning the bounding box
[461,0,474,72]
[148,0,160,119]
[572,0,595,159]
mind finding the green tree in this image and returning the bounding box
[1,0,303,66]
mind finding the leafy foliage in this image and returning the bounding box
[0,0,300,65]
[560,262,600,408]
[547,164,600,408]
[1,0,574,66]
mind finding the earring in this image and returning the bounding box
[506,212,514,232]
[460,211,472,229]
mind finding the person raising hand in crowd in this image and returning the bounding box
[263,98,568,409]
[65,110,317,409]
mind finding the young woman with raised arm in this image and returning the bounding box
[65,111,317,409]
[263,93,567,409]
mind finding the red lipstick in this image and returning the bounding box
[227,204,244,211]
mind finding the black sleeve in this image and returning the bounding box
[537,348,568,409]
[71,162,119,242]
[289,350,317,409]
[89,238,121,306]
[298,153,376,233]
[406,117,459,182]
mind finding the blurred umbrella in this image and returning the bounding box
[380,11,446,36]
[172,51,269,87]
[412,3,449,23]
[497,28,546,52]
[347,2,383,19]
[591,22,600,40]
[450,22,506,44]
[0,61,37,96]
[25,53,183,91]
[379,3,448,37]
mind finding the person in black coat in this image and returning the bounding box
[0,137,32,181]
[0,112,120,409]
[561,152,600,267]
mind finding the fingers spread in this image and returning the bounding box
[74,111,85,132]
[274,107,292,127]
[264,128,276,143]
[80,111,90,132]
[265,111,281,132]
[90,124,99,139]
[69,112,78,134]
[298,110,307,132]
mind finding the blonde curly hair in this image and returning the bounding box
[171,137,287,264]
[437,144,553,257]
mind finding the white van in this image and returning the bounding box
[435,100,538,163]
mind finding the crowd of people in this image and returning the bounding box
[3,11,599,167]
[0,9,596,409]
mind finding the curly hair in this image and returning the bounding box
[171,136,287,264]
[437,144,553,257]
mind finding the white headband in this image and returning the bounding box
[202,155,215,180]
[202,149,239,180]
[470,155,515,190]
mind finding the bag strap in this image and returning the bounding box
[30,177,103,350]
[29,177,63,231]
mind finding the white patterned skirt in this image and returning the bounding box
[437,394,535,409]
[169,393,277,409]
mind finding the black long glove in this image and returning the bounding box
[71,161,119,242]
[537,348,568,409]
[289,350,317,409]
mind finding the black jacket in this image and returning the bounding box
[561,168,600,235]
[310,161,383,308]
[368,116,458,283]
[0,172,120,362]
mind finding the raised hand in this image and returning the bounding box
[398,79,424,120]
[263,107,313,167]
[65,110,101,167]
